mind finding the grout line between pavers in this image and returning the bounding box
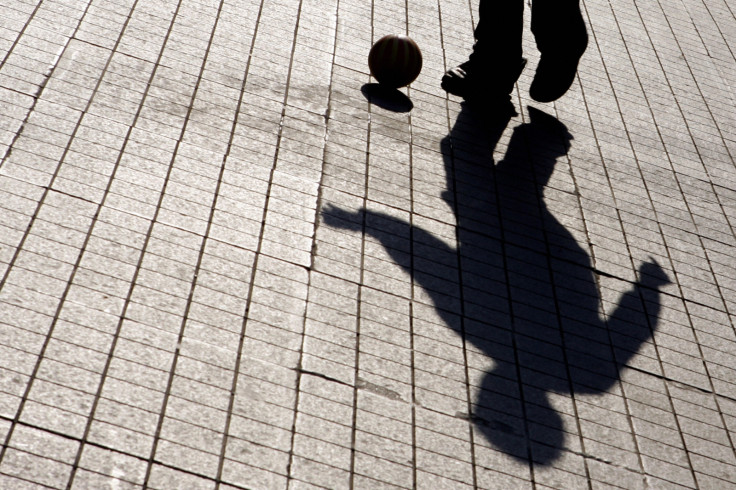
[521,101,596,487]
[1,412,253,489]
[141,0,251,482]
[344,0,373,484]
[405,3,425,489]
[580,0,705,484]
[434,1,484,488]
[8,2,280,488]
[0,4,94,165]
[0,0,113,466]
[277,0,353,487]
[625,0,736,463]
[0,1,46,71]
[1,0,735,487]
[27,0,208,486]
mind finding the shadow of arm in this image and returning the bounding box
[605,259,671,373]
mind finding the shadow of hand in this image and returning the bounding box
[639,258,671,288]
[321,204,363,232]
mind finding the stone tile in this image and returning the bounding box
[0,448,73,488]
[0,0,735,487]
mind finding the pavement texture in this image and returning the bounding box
[1,0,736,488]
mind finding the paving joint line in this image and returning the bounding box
[625,0,736,461]
[211,0,269,485]
[0,0,123,462]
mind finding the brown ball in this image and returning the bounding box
[368,34,423,88]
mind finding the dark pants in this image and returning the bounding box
[472,0,588,74]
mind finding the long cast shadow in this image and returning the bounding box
[323,105,669,464]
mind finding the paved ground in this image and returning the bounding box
[1,0,736,488]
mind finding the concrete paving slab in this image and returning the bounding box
[1,0,736,488]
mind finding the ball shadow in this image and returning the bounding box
[361,83,413,113]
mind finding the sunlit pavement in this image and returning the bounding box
[1,0,736,488]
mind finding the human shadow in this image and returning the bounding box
[322,105,669,464]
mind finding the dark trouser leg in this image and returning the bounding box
[441,0,526,103]
[529,0,588,102]
[472,0,525,73]
[531,0,587,56]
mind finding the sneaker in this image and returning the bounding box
[441,61,475,98]
[529,21,588,103]
[529,51,584,103]
[442,58,527,106]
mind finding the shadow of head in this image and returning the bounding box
[497,106,573,184]
[440,106,573,210]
